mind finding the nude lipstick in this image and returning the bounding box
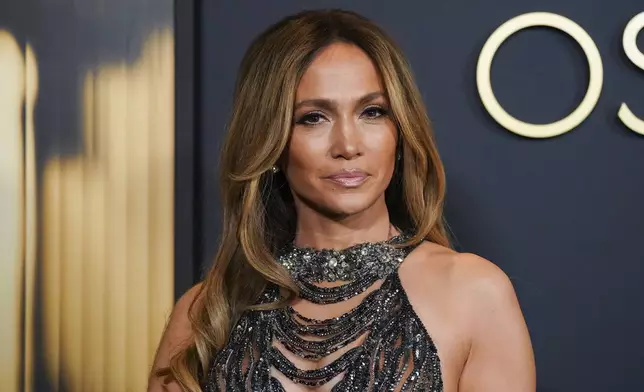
[324,169,369,188]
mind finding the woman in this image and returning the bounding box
[149,8,535,392]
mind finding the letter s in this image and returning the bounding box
[618,12,644,135]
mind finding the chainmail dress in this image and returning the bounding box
[203,234,444,391]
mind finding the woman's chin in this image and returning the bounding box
[319,195,385,219]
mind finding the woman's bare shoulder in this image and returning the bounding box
[398,242,520,338]
[148,282,203,391]
[398,242,515,307]
[398,242,535,391]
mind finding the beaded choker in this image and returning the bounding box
[276,233,412,304]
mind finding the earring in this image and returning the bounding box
[271,166,280,174]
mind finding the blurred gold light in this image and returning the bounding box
[23,41,39,392]
[41,28,175,392]
[0,26,175,392]
[0,28,26,392]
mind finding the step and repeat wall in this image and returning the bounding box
[198,1,644,390]
[0,1,175,391]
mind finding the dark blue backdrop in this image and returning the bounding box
[196,1,644,390]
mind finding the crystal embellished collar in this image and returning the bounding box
[276,233,410,283]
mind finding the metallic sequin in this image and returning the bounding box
[203,234,444,391]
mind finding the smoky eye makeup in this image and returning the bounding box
[292,98,391,126]
[361,105,389,119]
[294,111,328,126]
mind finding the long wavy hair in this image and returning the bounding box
[160,8,451,391]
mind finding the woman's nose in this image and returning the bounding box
[329,117,363,160]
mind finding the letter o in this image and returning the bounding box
[477,12,604,138]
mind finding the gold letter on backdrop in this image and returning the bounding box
[618,12,644,135]
[477,12,604,138]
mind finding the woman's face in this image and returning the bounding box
[284,42,397,219]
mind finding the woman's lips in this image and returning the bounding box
[324,170,369,188]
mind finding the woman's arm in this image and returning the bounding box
[457,255,536,392]
[147,283,202,392]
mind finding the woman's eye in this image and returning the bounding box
[296,113,325,126]
[363,106,387,119]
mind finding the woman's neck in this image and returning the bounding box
[293,202,395,250]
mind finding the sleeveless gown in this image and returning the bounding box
[202,240,444,391]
